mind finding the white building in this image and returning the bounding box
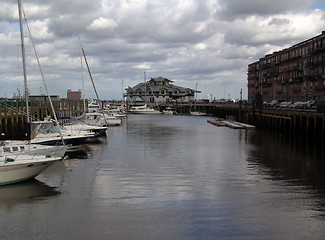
[124,77,200,105]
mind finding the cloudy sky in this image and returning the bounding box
[0,0,324,100]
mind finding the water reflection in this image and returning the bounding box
[246,130,325,219]
[2,114,325,240]
[0,179,60,208]
[247,130,325,185]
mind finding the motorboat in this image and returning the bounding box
[87,102,100,113]
[84,112,122,127]
[129,105,161,114]
[0,151,62,186]
[105,107,127,119]
[31,118,101,146]
[63,121,108,136]
[162,107,174,115]
[189,111,207,116]
[0,141,67,158]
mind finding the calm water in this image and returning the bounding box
[1,114,325,240]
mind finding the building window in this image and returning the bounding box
[174,89,179,94]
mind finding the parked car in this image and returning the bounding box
[289,101,304,109]
[266,100,279,107]
[279,101,292,108]
[306,100,316,109]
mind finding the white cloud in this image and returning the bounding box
[87,17,118,31]
[133,63,151,70]
[0,0,324,100]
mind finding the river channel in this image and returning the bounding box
[1,114,325,240]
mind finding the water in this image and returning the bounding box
[1,114,325,240]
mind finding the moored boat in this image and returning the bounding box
[190,111,206,116]
[0,140,67,158]
[0,152,61,186]
[162,107,174,115]
[129,105,161,114]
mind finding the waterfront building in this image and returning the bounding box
[247,31,325,104]
[124,77,200,105]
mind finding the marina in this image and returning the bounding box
[0,1,324,239]
[1,114,325,239]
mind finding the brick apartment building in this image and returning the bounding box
[247,31,325,104]
[67,89,82,100]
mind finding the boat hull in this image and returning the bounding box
[0,156,60,186]
[190,112,206,116]
[129,110,161,114]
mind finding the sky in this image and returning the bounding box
[0,0,324,100]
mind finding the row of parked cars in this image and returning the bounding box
[264,100,317,109]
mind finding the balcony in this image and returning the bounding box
[261,63,271,69]
[313,46,325,54]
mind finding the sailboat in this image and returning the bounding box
[76,39,122,128]
[0,0,63,186]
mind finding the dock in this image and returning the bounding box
[207,118,255,130]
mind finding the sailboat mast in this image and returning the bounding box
[79,37,86,113]
[144,71,146,103]
[18,0,29,123]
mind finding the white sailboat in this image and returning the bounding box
[0,0,63,186]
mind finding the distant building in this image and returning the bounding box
[67,89,82,101]
[247,31,325,104]
[124,77,200,105]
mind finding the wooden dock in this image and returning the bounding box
[207,118,255,129]
[0,99,85,140]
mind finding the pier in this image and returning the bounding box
[174,102,325,143]
[2,98,325,143]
